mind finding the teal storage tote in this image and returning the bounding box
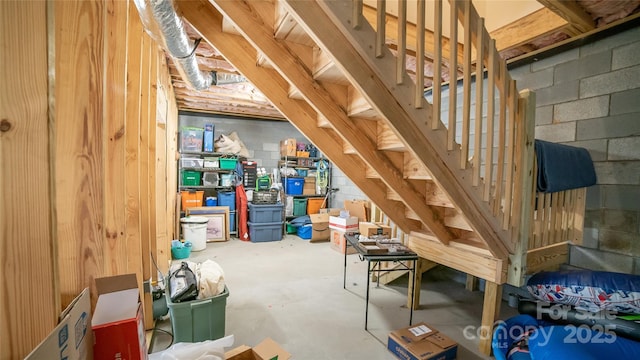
[285,177,304,195]
[293,198,307,216]
[166,286,229,343]
[248,221,283,242]
[248,203,283,223]
[219,158,237,170]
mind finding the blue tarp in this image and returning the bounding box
[535,139,596,193]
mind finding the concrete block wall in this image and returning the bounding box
[508,26,640,274]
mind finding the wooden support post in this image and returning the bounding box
[479,281,502,356]
[465,274,479,291]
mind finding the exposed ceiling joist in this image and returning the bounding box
[537,0,596,33]
[490,7,568,52]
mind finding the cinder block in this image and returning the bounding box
[594,161,640,185]
[633,258,640,275]
[611,88,640,115]
[585,184,602,209]
[262,142,278,152]
[561,139,607,161]
[570,246,633,273]
[507,63,532,81]
[553,95,609,123]
[580,26,640,57]
[599,229,633,254]
[535,122,576,143]
[603,185,640,211]
[534,80,579,107]
[601,209,638,233]
[512,67,554,90]
[612,41,640,70]
[554,51,612,84]
[535,105,553,125]
[531,48,579,72]
[581,227,599,249]
[584,209,602,229]
[580,65,640,98]
[576,112,640,140]
[608,137,640,160]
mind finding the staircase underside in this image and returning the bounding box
[178,0,516,284]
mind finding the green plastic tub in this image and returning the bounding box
[166,285,229,343]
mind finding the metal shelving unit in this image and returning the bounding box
[280,155,332,219]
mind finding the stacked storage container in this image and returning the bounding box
[247,203,284,242]
[218,191,236,233]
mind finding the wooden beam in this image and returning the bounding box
[537,0,595,34]
[526,242,568,274]
[491,7,568,53]
[289,0,511,258]
[0,1,57,357]
[211,0,456,244]
[479,281,503,355]
[178,0,423,234]
[409,232,507,284]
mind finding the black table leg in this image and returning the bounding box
[365,259,371,330]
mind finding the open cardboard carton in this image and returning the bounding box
[309,212,330,242]
[225,337,291,360]
[388,322,457,360]
[26,288,93,360]
[91,274,146,360]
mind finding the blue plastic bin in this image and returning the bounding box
[248,221,283,242]
[297,224,312,240]
[248,203,284,223]
[218,191,236,210]
[285,178,304,195]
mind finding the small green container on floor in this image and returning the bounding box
[286,222,297,234]
[166,285,229,343]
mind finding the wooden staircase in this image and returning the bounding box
[177,0,537,354]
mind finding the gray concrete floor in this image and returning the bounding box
[150,235,518,359]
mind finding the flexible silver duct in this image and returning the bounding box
[134,0,220,90]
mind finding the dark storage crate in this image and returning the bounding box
[248,203,283,223]
[248,221,284,242]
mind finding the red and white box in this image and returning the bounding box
[329,216,358,231]
[91,274,146,360]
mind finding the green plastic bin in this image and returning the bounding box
[182,170,201,186]
[166,285,229,343]
[219,158,237,170]
[293,198,307,216]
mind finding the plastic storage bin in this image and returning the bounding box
[285,222,297,234]
[217,191,236,210]
[180,216,208,251]
[181,190,204,210]
[229,213,236,232]
[285,178,304,195]
[297,224,312,240]
[219,158,237,170]
[248,221,283,242]
[307,198,326,214]
[166,286,229,343]
[180,127,204,152]
[293,198,307,216]
[248,203,284,223]
[182,170,201,186]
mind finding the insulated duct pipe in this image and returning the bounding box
[134,0,246,90]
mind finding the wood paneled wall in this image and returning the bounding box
[0,0,177,357]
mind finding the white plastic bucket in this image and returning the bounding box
[181,216,208,251]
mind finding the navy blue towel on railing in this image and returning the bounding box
[535,139,596,193]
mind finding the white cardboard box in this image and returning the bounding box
[329,216,359,231]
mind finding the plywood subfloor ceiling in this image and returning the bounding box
[173,0,640,120]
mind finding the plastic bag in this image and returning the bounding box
[169,262,198,302]
[197,260,226,299]
[149,335,234,360]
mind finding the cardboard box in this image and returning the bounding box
[226,337,291,360]
[309,213,330,242]
[388,322,457,360]
[330,229,357,254]
[320,208,341,216]
[329,216,359,231]
[92,274,146,360]
[359,222,392,237]
[280,138,296,157]
[344,199,369,222]
[303,177,316,195]
[26,288,93,360]
[204,123,215,152]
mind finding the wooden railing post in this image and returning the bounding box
[507,89,536,286]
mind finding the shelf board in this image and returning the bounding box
[280,156,327,161]
[284,194,327,198]
[179,185,235,190]
[181,151,239,157]
[181,166,233,172]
